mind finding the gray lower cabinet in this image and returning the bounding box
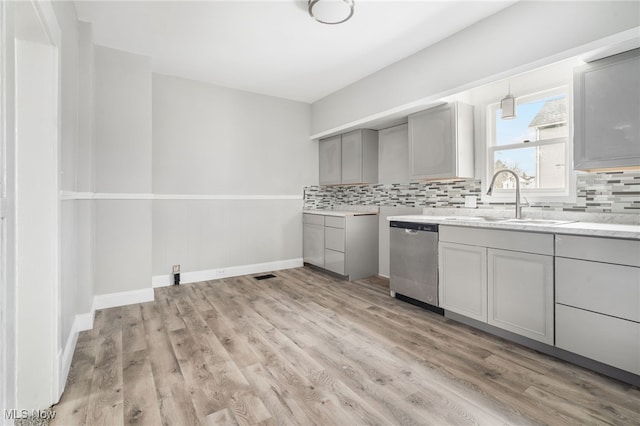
[303,213,378,280]
[439,226,554,344]
[488,249,554,345]
[303,214,325,267]
[439,242,487,322]
[573,48,640,170]
[555,234,640,375]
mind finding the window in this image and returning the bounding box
[487,88,572,200]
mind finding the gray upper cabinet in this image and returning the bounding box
[319,135,341,185]
[574,48,640,170]
[319,129,378,185]
[409,102,474,180]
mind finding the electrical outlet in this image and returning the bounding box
[172,264,180,274]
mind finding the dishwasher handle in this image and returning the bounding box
[405,229,419,235]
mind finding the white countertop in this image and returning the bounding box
[303,209,378,217]
[387,214,640,240]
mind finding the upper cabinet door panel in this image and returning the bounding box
[574,49,640,170]
[341,130,362,184]
[409,102,473,180]
[319,135,341,185]
[410,104,455,178]
[318,130,378,186]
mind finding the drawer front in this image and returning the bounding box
[303,213,325,226]
[325,216,346,229]
[556,258,640,322]
[556,234,640,267]
[556,304,640,375]
[439,225,553,255]
[324,249,345,275]
[325,227,345,252]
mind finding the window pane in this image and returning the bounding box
[495,95,567,146]
[492,143,566,190]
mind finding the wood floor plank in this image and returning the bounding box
[85,308,124,426]
[53,267,640,426]
[122,349,163,425]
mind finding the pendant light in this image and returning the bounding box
[500,82,516,120]
[308,0,355,25]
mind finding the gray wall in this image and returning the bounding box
[153,74,314,195]
[151,74,315,277]
[93,46,152,295]
[311,1,640,134]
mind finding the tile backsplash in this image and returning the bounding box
[304,170,640,215]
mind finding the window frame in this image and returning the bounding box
[484,86,576,203]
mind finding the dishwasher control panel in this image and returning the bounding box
[390,221,438,232]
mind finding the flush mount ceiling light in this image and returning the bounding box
[500,82,516,120]
[308,0,355,25]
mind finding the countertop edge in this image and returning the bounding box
[303,209,379,217]
[387,215,640,240]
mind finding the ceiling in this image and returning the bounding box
[74,0,517,103]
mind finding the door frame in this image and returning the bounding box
[2,0,62,414]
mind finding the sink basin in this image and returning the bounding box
[502,218,576,225]
[442,216,509,222]
[441,216,575,226]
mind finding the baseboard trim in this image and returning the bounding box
[75,311,94,332]
[58,313,86,399]
[93,288,155,310]
[152,258,304,288]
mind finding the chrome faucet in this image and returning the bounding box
[486,169,522,219]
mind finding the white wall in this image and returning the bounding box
[311,1,640,135]
[74,21,95,314]
[15,37,58,411]
[93,46,152,295]
[54,0,82,360]
[152,74,315,278]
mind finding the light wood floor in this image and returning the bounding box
[52,267,640,425]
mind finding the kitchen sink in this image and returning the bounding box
[442,216,508,222]
[501,218,576,225]
[441,216,575,226]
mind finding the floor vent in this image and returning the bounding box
[254,274,276,281]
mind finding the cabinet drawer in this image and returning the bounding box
[325,227,345,252]
[440,226,553,255]
[556,304,640,375]
[555,235,640,267]
[324,249,345,275]
[556,258,640,322]
[325,216,345,229]
[303,214,325,226]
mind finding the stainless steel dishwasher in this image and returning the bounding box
[389,221,441,311]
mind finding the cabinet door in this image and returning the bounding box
[341,130,362,184]
[439,242,487,322]
[409,103,456,179]
[488,249,554,344]
[303,223,324,267]
[574,49,640,170]
[319,135,341,185]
